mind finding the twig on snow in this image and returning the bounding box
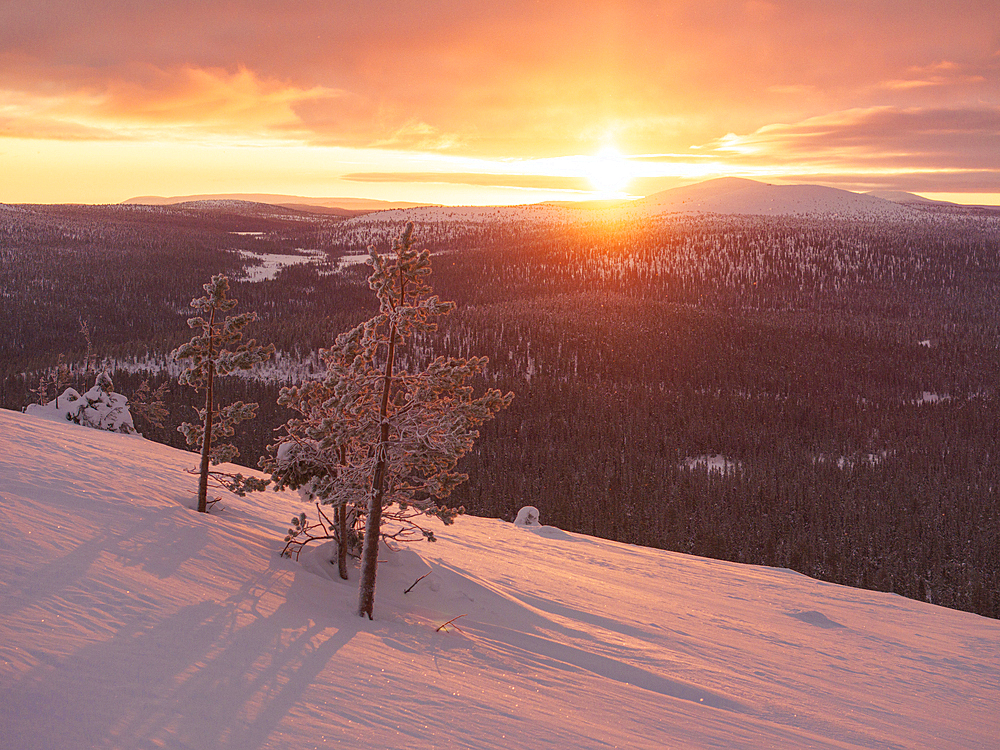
[404,572,430,594]
[436,614,467,633]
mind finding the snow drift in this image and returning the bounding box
[1,409,997,749]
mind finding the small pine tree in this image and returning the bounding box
[171,274,274,512]
[265,223,513,618]
[29,355,71,407]
[128,379,170,430]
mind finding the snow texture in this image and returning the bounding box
[1,408,998,749]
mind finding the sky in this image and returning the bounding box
[1,1,999,205]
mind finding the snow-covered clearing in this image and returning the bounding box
[334,252,373,271]
[682,454,741,474]
[233,248,329,282]
[915,391,950,405]
[1,409,997,749]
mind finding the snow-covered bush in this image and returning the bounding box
[514,506,540,526]
[26,371,137,434]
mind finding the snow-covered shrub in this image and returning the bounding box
[26,371,137,434]
[514,506,540,527]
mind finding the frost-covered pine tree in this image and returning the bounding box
[171,274,274,513]
[265,222,513,619]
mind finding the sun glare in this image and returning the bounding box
[583,146,634,198]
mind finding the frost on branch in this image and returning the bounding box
[263,222,513,617]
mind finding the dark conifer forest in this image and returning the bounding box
[2,200,998,617]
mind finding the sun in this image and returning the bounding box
[582,146,635,198]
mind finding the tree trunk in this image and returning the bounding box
[337,506,349,580]
[196,308,217,513]
[337,444,349,580]
[196,359,214,513]
[357,320,397,619]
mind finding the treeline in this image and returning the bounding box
[2,203,999,617]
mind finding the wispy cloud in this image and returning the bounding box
[0,66,344,143]
[342,171,589,191]
[694,107,1000,193]
[707,107,1000,167]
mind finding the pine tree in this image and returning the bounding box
[265,223,513,618]
[172,274,274,513]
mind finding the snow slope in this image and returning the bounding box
[2,409,998,750]
[864,190,951,205]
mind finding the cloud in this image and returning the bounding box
[0,65,354,147]
[3,1,998,153]
[697,106,1000,193]
[708,107,1000,169]
[780,171,1000,194]
[876,59,993,92]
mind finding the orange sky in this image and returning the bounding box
[1,1,999,205]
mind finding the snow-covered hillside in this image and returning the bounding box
[864,190,950,205]
[636,177,919,219]
[1,409,998,749]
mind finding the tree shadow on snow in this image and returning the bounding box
[0,562,362,750]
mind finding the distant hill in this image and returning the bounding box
[170,199,317,216]
[863,190,956,205]
[634,177,918,219]
[347,178,926,223]
[122,181,994,221]
[123,193,434,214]
[323,178,930,226]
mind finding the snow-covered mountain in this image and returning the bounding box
[635,177,920,219]
[864,190,952,205]
[2,408,997,750]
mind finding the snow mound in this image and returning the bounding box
[514,505,541,526]
[1,408,998,750]
[513,505,573,539]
